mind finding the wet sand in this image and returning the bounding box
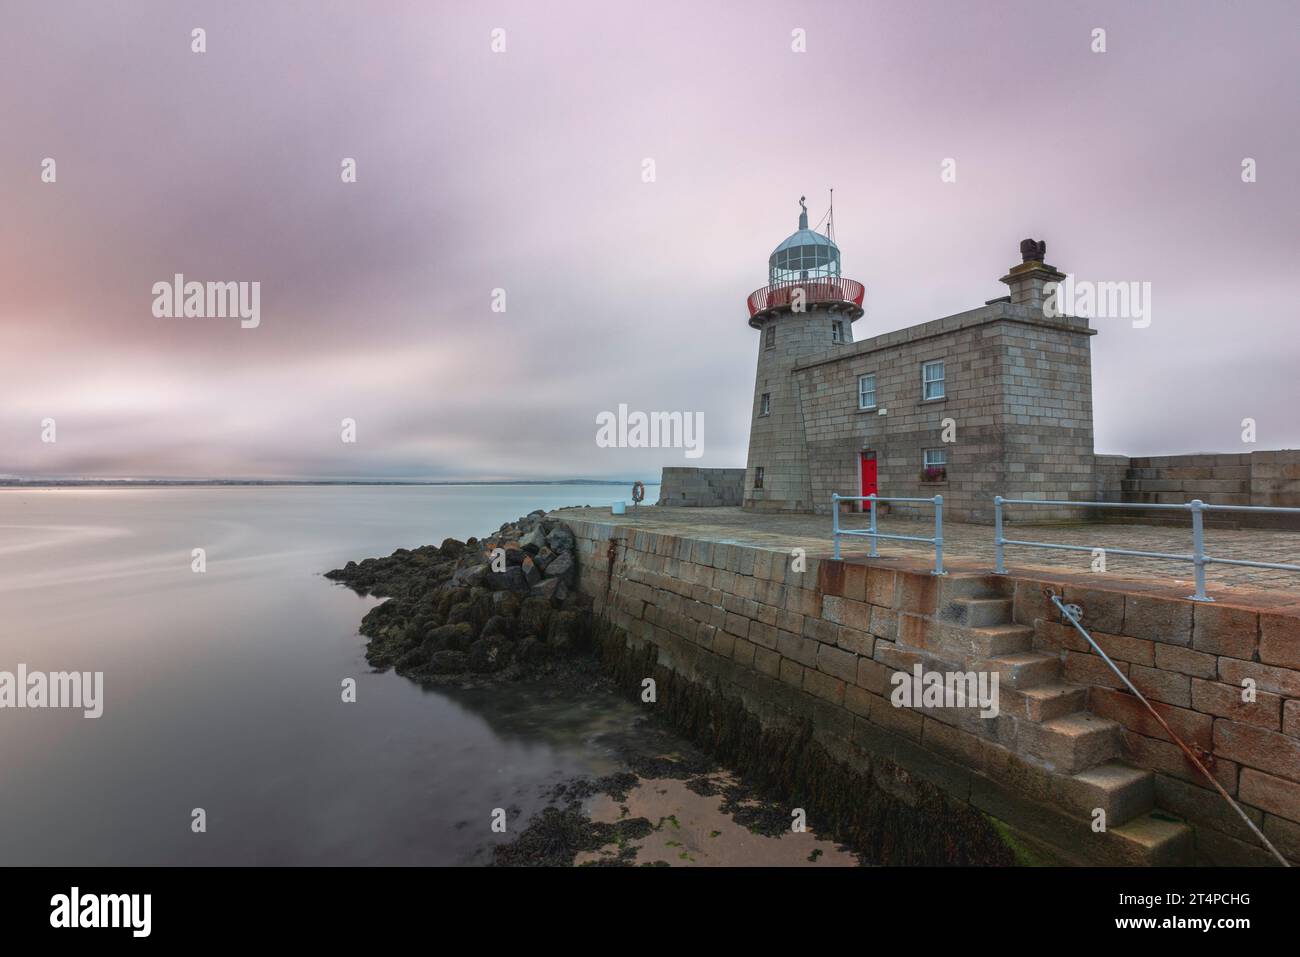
[575,771,858,867]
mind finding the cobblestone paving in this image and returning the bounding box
[553,505,1300,601]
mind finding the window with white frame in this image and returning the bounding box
[922,359,945,400]
[831,319,845,343]
[760,392,771,416]
[922,448,947,481]
[857,374,876,410]
[765,324,776,350]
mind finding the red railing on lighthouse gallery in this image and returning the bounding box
[746,278,865,318]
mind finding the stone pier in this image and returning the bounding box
[557,504,1300,866]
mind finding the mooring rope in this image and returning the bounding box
[1045,590,1290,868]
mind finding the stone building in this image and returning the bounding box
[655,198,1299,525]
[743,201,1093,522]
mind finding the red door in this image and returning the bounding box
[859,450,877,509]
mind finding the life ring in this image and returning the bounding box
[631,481,646,504]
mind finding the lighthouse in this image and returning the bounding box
[743,197,866,511]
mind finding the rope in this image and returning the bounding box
[1046,590,1289,867]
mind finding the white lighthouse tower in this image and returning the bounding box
[743,197,866,511]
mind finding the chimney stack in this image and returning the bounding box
[999,238,1065,314]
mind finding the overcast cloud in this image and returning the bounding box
[1,0,1297,480]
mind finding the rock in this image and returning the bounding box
[519,597,552,636]
[520,526,548,553]
[548,610,581,651]
[542,550,574,581]
[517,636,548,664]
[521,556,542,587]
[530,578,560,602]
[485,566,530,593]
[468,638,511,673]
[331,516,588,683]
[424,622,474,652]
[429,650,469,674]
[397,646,430,669]
[546,526,576,552]
[452,563,488,588]
[492,591,521,617]
[445,602,479,634]
[481,615,514,640]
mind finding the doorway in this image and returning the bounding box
[858,450,877,511]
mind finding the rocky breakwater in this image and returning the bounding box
[325,511,592,682]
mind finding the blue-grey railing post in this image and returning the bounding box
[1188,499,1212,602]
[932,494,945,575]
[994,495,1006,574]
[868,493,879,557]
[832,493,841,559]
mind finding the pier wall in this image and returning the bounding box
[1110,450,1300,529]
[565,514,1300,866]
[657,468,746,507]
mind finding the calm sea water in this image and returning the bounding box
[0,484,657,865]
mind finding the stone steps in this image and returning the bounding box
[1054,760,1156,827]
[891,572,1191,857]
[941,595,1013,628]
[1104,813,1195,866]
[968,623,1034,657]
[1000,681,1088,723]
[968,650,1062,690]
[1018,712,1122,774]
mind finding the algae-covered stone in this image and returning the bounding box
[548,610,581,651]
[519,597,552,637]
[327,512,586,685]
[429,649,470,674]
[468,638,513,673]
[424,622,473,652]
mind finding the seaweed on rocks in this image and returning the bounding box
[490,806,655,867]
[325,511,595,686]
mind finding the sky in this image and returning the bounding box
[1,0,1297,481]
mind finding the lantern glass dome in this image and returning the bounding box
[768,200,841,283]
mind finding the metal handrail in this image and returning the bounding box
[746,277,865,318]
[832,493,945,575]
[994,496,1300,602]
[1048,591,1289,867]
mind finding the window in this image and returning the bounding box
[922,448,947,482]
[764,324,776,350]
[754,466,764,489]
[857,374,876,410]
[760,392,771,416]
[831,319,845,343]
[922,360,945,400]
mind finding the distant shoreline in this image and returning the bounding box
[0,479,651,489]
